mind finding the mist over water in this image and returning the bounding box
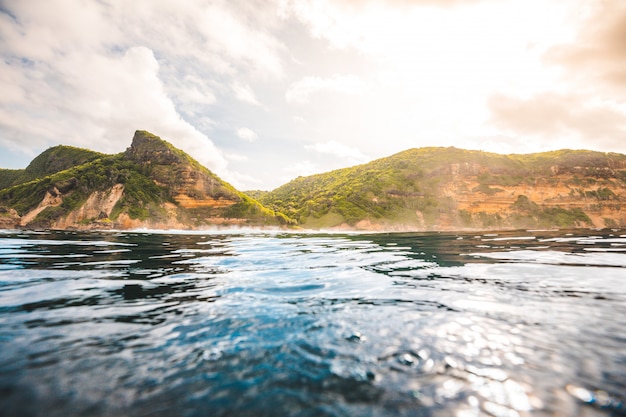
[0,229,624,416]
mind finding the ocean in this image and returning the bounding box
[0,228,624,416]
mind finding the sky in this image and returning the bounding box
[0,0,625,190]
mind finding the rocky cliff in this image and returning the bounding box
[0,131,289,230]
[261,147,626,231]
[4,135,626,232]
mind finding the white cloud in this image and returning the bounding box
[306,140,368,162]
[2,0,626,190]
[284,160,320,177]
[0,42,228,174]
[231,81,262,106]
[105,0,286,78]
[236,127,258,142]
[0,0,290,175]
[170,75,217,106]
[488,92,626,149]
[193,2,286,77]
[285,74,368,104]
[225,152,249,162]
[226,171,263,190]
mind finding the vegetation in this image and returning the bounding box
[244,190,269,200]
[0,169,22,190]
[0,146,104,191]
[508,195,592,228]
[2,134,625,230]
[0,131,287,228]
[262,147,626,230]
[510,149,626,172]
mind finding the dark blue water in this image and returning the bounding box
[0,229,624,417]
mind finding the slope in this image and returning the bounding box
[0,146,104,190]
[261,147,626,231]
[0,131,290,229]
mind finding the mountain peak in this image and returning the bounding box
[125,130,179,165]
[25,145,104,178]
[0,130,289,230]
[0,145,103,191]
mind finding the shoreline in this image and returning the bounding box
[0,225,619,236]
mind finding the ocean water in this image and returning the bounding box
[0,228,624,417]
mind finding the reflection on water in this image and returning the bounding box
[0,229,625,416]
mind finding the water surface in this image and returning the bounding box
[0,229,625,416]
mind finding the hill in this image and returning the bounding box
[0,146,104,190]
[260,147,626,231]
[0,131,290,230]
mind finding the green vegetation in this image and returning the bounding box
[0,146,104,191]
[2,135,625,231]
[0,169,22,190]
[262,147,528,228]
[34,206,66,223]
[0,130,287,228]
[538,208,591,228]
[262,147,625,230]
[23,146,105,179]
[509,195,592,228]
[512,195,539,212]
[592,187,616,200]
[244,190,269,200]
[472,183,504,195]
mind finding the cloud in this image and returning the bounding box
[2,0,625,190]
[286,0,497,53]
[488,93,626,149]
[545,0,626,92]
[225,153,249,162]
[194,3,285,77]
[231,81,262,106]
[336,0,492,8]
[102,1,286,78]
[226,171,263,189]
[306,140,368,162]
[236,127,258,142]
[286,74,367,104]
[0,0,295,177]
[170,75,217,106]
[283,160,320,177]
[0,40,229,173]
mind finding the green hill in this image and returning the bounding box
[0,131,290,229]
[260,147,626,231]
[0,146,104,190]
[3,136,625,231]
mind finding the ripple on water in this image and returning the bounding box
[0,229,624,416]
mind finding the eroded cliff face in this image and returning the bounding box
[440,172,625,230]
[125,130,241,211]
[0,207,19,229]
[20,188,64,226]
[52,184,125,229]
[265,148,626,232]
[365,162,626,231]
[0,131,284,230]
[11,183,127,229]
[4,136,625,231]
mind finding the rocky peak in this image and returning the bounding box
[125,130,180,165]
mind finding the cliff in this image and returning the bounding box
[3,135,626,232]
[0,131,289,230]
[261,147,626,231]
